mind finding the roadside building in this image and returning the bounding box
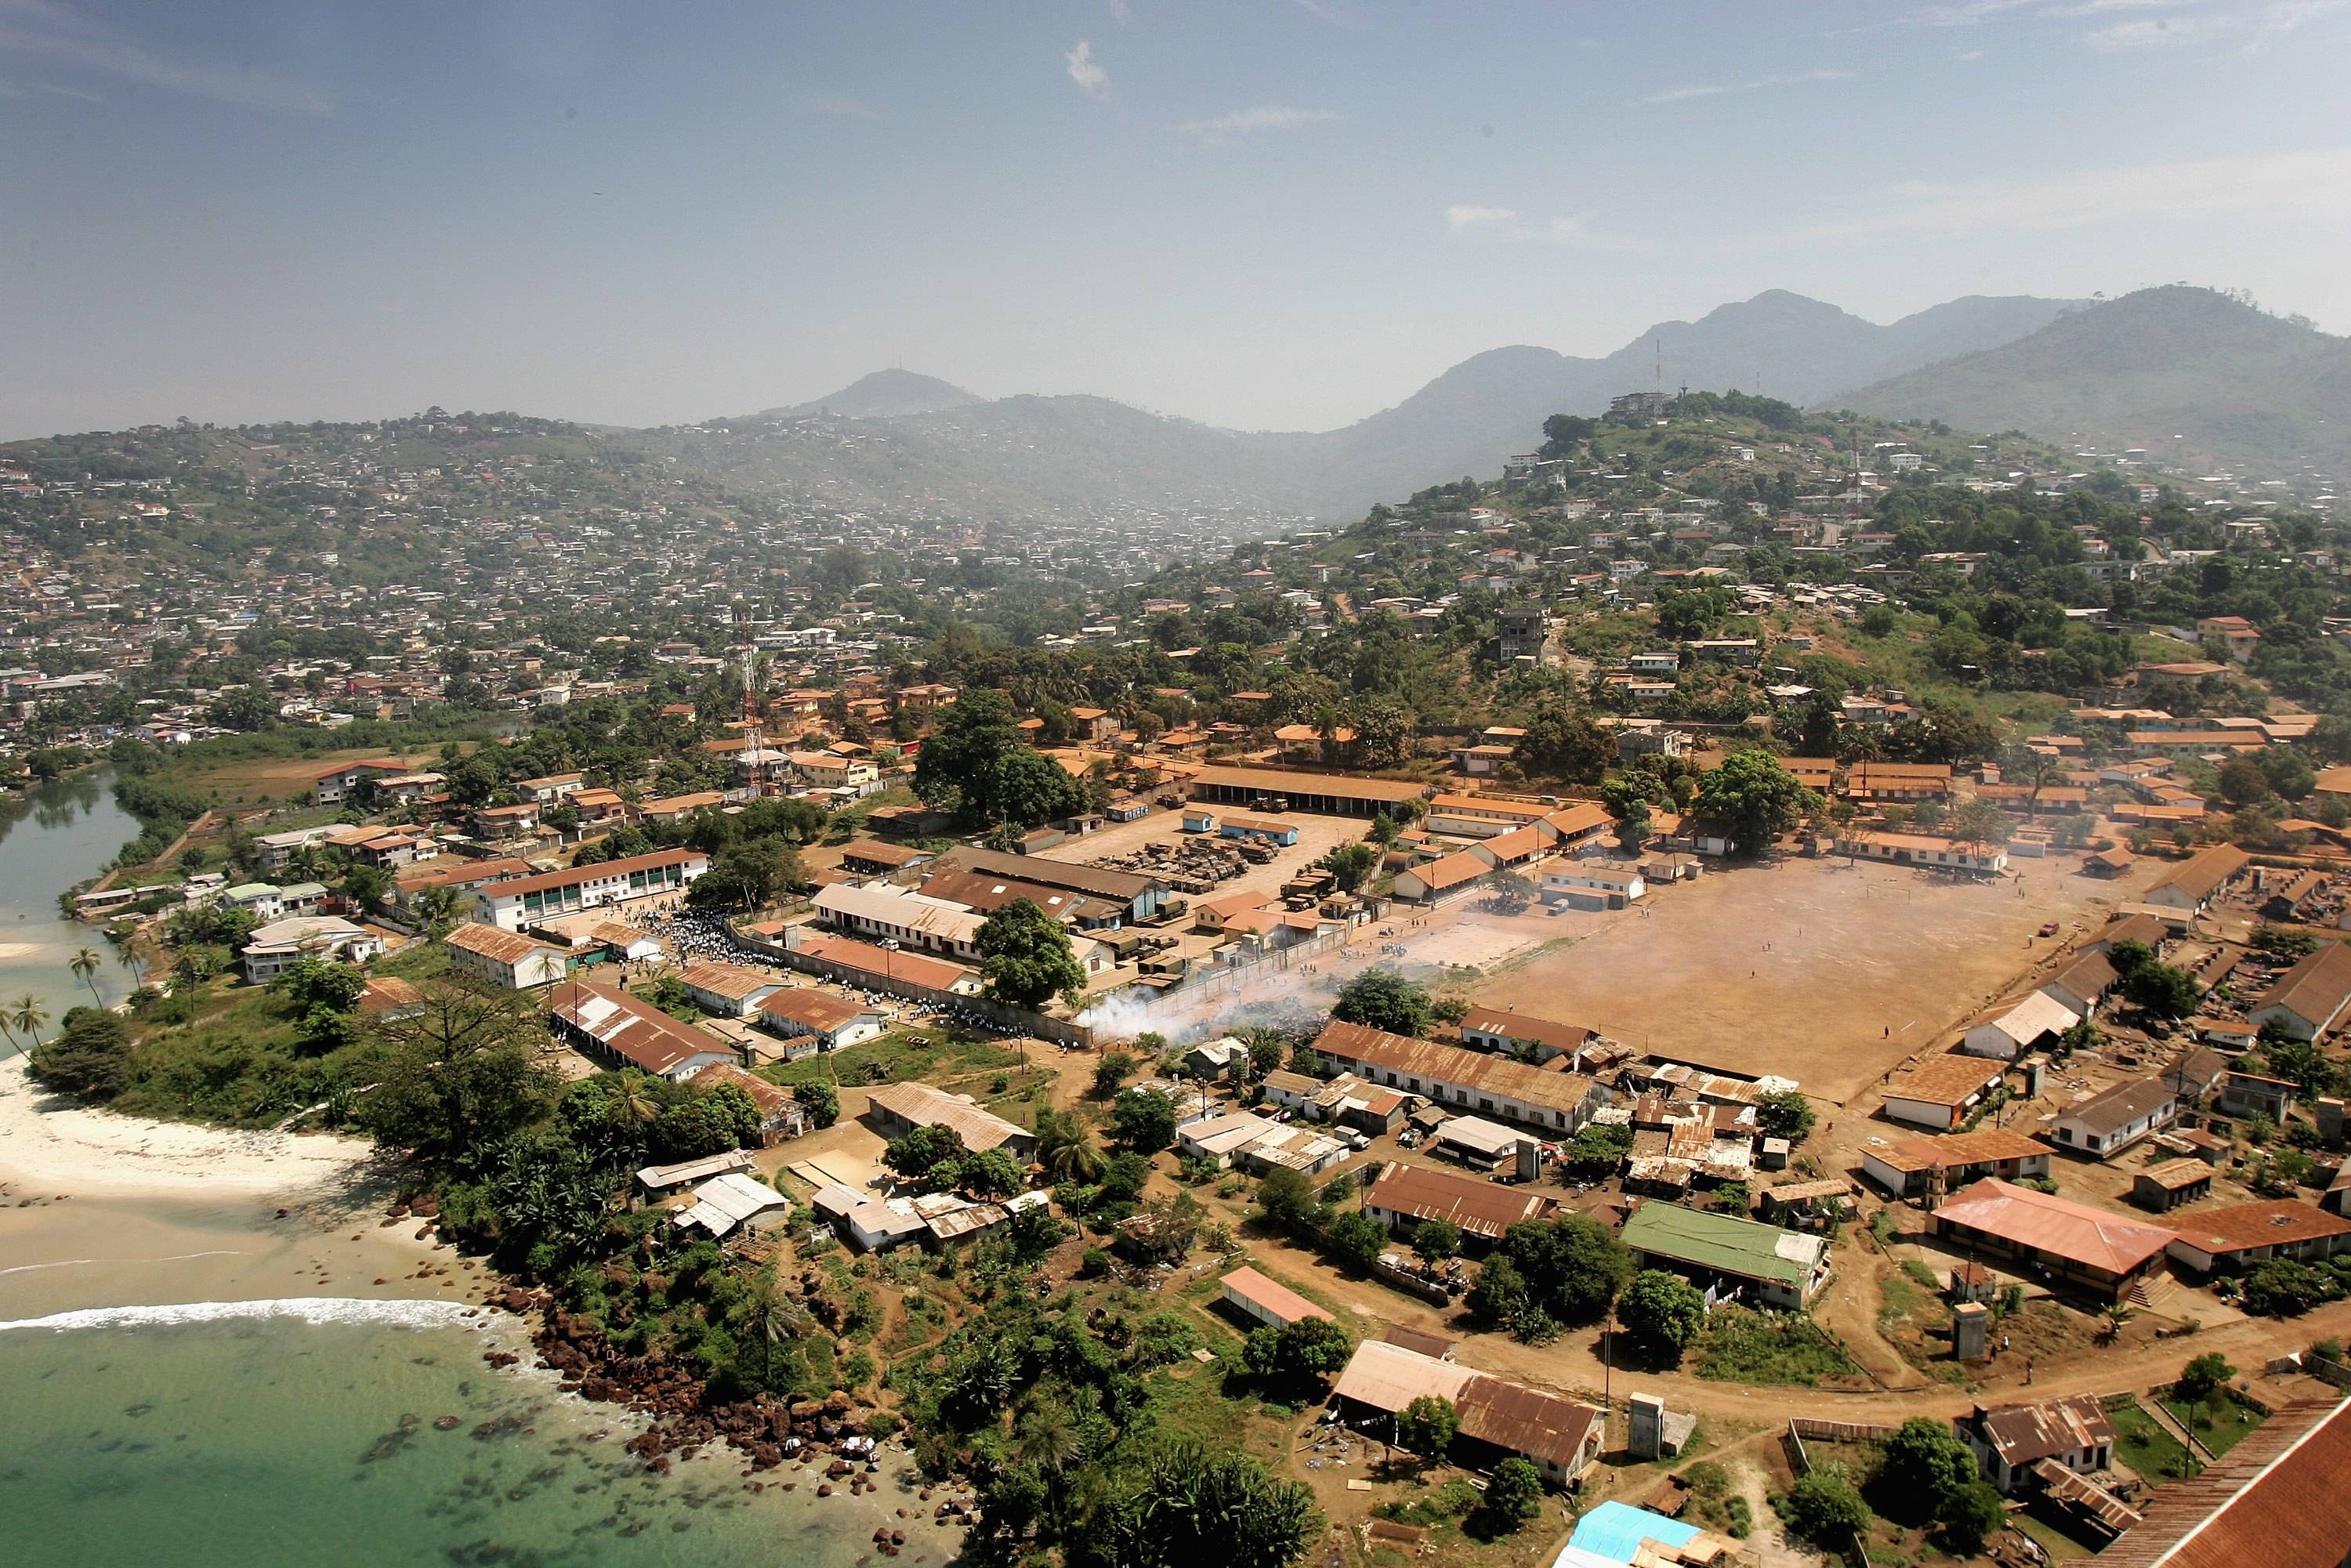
[2132,1160,2216,1211]
[754,988,886,1052]
[864,1081,1035,1158]
[2092,1395,2351,1568]
[2052,1078,2179,1158]
[789,933,985,997]
[674,961,786,1018]
[2249,940,2351,1040]
[2142,843,2252,914]
[929,846,1167,922]
[1311,1020,1604,1135]
[675,1173,792,1240]
[1860,1128,2056,1198]
[1962,993,2081,1060]
[1882,1054,2010,1131]
[1460,1005,1599,1064]
[1955,1396,2117,1494]
[1216,1266,1334,1329]
[1835,831,2007,875]
[1391,849,1491,904]
[2041,951,2119,1018]
[838,838,935,877]
[473,849,708,929]
[1927,1179,2173,1300]
[1618,1200,1831,1309]
[240,916,382,983]
[813,882,985,960]
[1362,1161,1563,1245]
[442,922,569,990]
[548,983,736,1081]
[1540,862,1646,908]
[1331,1340,1605,1490]
[680,1061,808,1143]
[1429,1114,1528,1171]
[2163,1200,2351,1275]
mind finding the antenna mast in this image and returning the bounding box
[736,603,767,798]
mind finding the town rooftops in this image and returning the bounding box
[866,1080,1027,1153]
[1620,1200,1826,1287]
[1972,1394,2117,1468]
[486,848,704,900]
[1868,1128,2055,1175]
[1460,1005,1597,1055]
[935,846,1157,903]
[1363,1161,1563,1240]
[794,933,976,993]
[756,987,870,1035]
[1187,764,1428,804]
[2253,940,2351,1030]
[2164,1200,2351,1259]
[1933,1179,2175,1276]
[549,983,733,1076]
[1885,1052,2009,1108]
[2061,1077,2178,1136]
[677,961,779,1001]
[444,922,564,965]
[2146,843,2251,903]
[2092,1395,2351,1568]
[1331,1340,1602,1474]
[1218,1266,1333,1326]
[1311,1019,1602,1120]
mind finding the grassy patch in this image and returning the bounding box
[2013,1508,2101,1561]
[760,1025,1024,1094]
[2110,1400,2200,1481]
[2163,1390,2266,1461]
[1695,1309,1860,1388]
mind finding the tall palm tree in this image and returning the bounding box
[10,995,50,1049]
[70,947,103,1003]
[1048,1135,1106,1185]
[1016,1403,1081,1475]
[0,1013,18,1057]
[741,1277,814,1389]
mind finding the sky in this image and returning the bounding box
[3,0,2348,440]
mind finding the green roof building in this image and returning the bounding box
[1619,1200,1830,1309]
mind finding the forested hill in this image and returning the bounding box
[1837,287,2351,493]
[654,291,2079,522]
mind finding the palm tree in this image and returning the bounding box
[1016,1403,1081,1475]
[2098,1302,2138,1344]
[71,947,103,1003]
[741,1277,815,1389]
[414,884,463,937]
[0,1013,18,1057]
[1048,1135,1106,1185]
[10,995,50,1050]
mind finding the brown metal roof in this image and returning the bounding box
[2096,1396,2351,1568]
[1885,1052,2008,1107]
[2254,940,2351,1029]
[1314,1021,1600,1120]
[1933,1179,2174,1276]
[1363,1161,1564,1240]
[2164,1200,2351,1258]
[1973,1394,2116,1466]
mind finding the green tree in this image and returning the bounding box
[1320,841,1378,893]
[9,994,51,1048]
[1481,1457,1544,1528]
[2176,1351,2236,1402]
[1756,1088,1816,1143]
[1092,1050,1139,1098]
[1494,1214,1634,1324]
[976,897,1088,1012]
[1255,1166,1321,1236]
[1111,1087,1178,1152]
[1617,1269,1707,1361]
[1395,1395,1460,1459]
[1322,1210,1389,1272]
[794,1080,839,1128]
[1783,1464,1871,1543]
[69,947,103,1003]
[1694,748,1820,854]
[2122,959,2199,1020]
[1516,701,1614,784]
[1092,1438,1320,1568]
[913,689,1085,828]
[25,1006,132,1100]
[1413,1217,1462,1264]
[1241,1315,1355,1386]
[1332,966,1431,1037]
[355,989,563,1178]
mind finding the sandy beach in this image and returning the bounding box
[0,1056,477,1321]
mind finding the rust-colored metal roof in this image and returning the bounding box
[2164,1199,2351,1258]
[1932,1179,2173,1276]
[1363,1161,1563,1240]
[1973,1394,2116,1466]
[2097,1396,2351,1568]
[1217,1266,1332,1326]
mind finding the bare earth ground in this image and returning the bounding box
[1473,853,2161,1104]
[1034,806,1371,906]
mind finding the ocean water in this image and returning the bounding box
[0,1299,934,1568]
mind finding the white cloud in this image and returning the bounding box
[800,94,877,120]
[1174,104,1337,145]
[1639,67,1852,105]
[1807,144,2351,237]
[0,0,328,111]
[1445,205,1517,231]
[1109,0,1132,21]
[1064,38,1108,97]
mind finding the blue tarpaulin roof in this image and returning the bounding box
[1562,1501,1701,1566]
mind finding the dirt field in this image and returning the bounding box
[177,747,450,809]
[1032,804,1370,905]
[1469,853,2162,1104]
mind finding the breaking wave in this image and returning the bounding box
[0,1296,494,1334]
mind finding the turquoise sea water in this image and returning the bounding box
[0,1302,919,1568]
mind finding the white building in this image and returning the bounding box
[471,849,708,930]
[241,916,383,983]
[443,922,570,990]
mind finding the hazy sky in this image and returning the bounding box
[5,0,2347,440]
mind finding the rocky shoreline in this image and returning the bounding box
[482,1282,979,1555]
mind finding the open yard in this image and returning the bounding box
[1468,852,2159,1103]
[1032,803,1372,906]
[172,746,451,809]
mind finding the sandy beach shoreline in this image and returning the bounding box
[0,1056,479,1320]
